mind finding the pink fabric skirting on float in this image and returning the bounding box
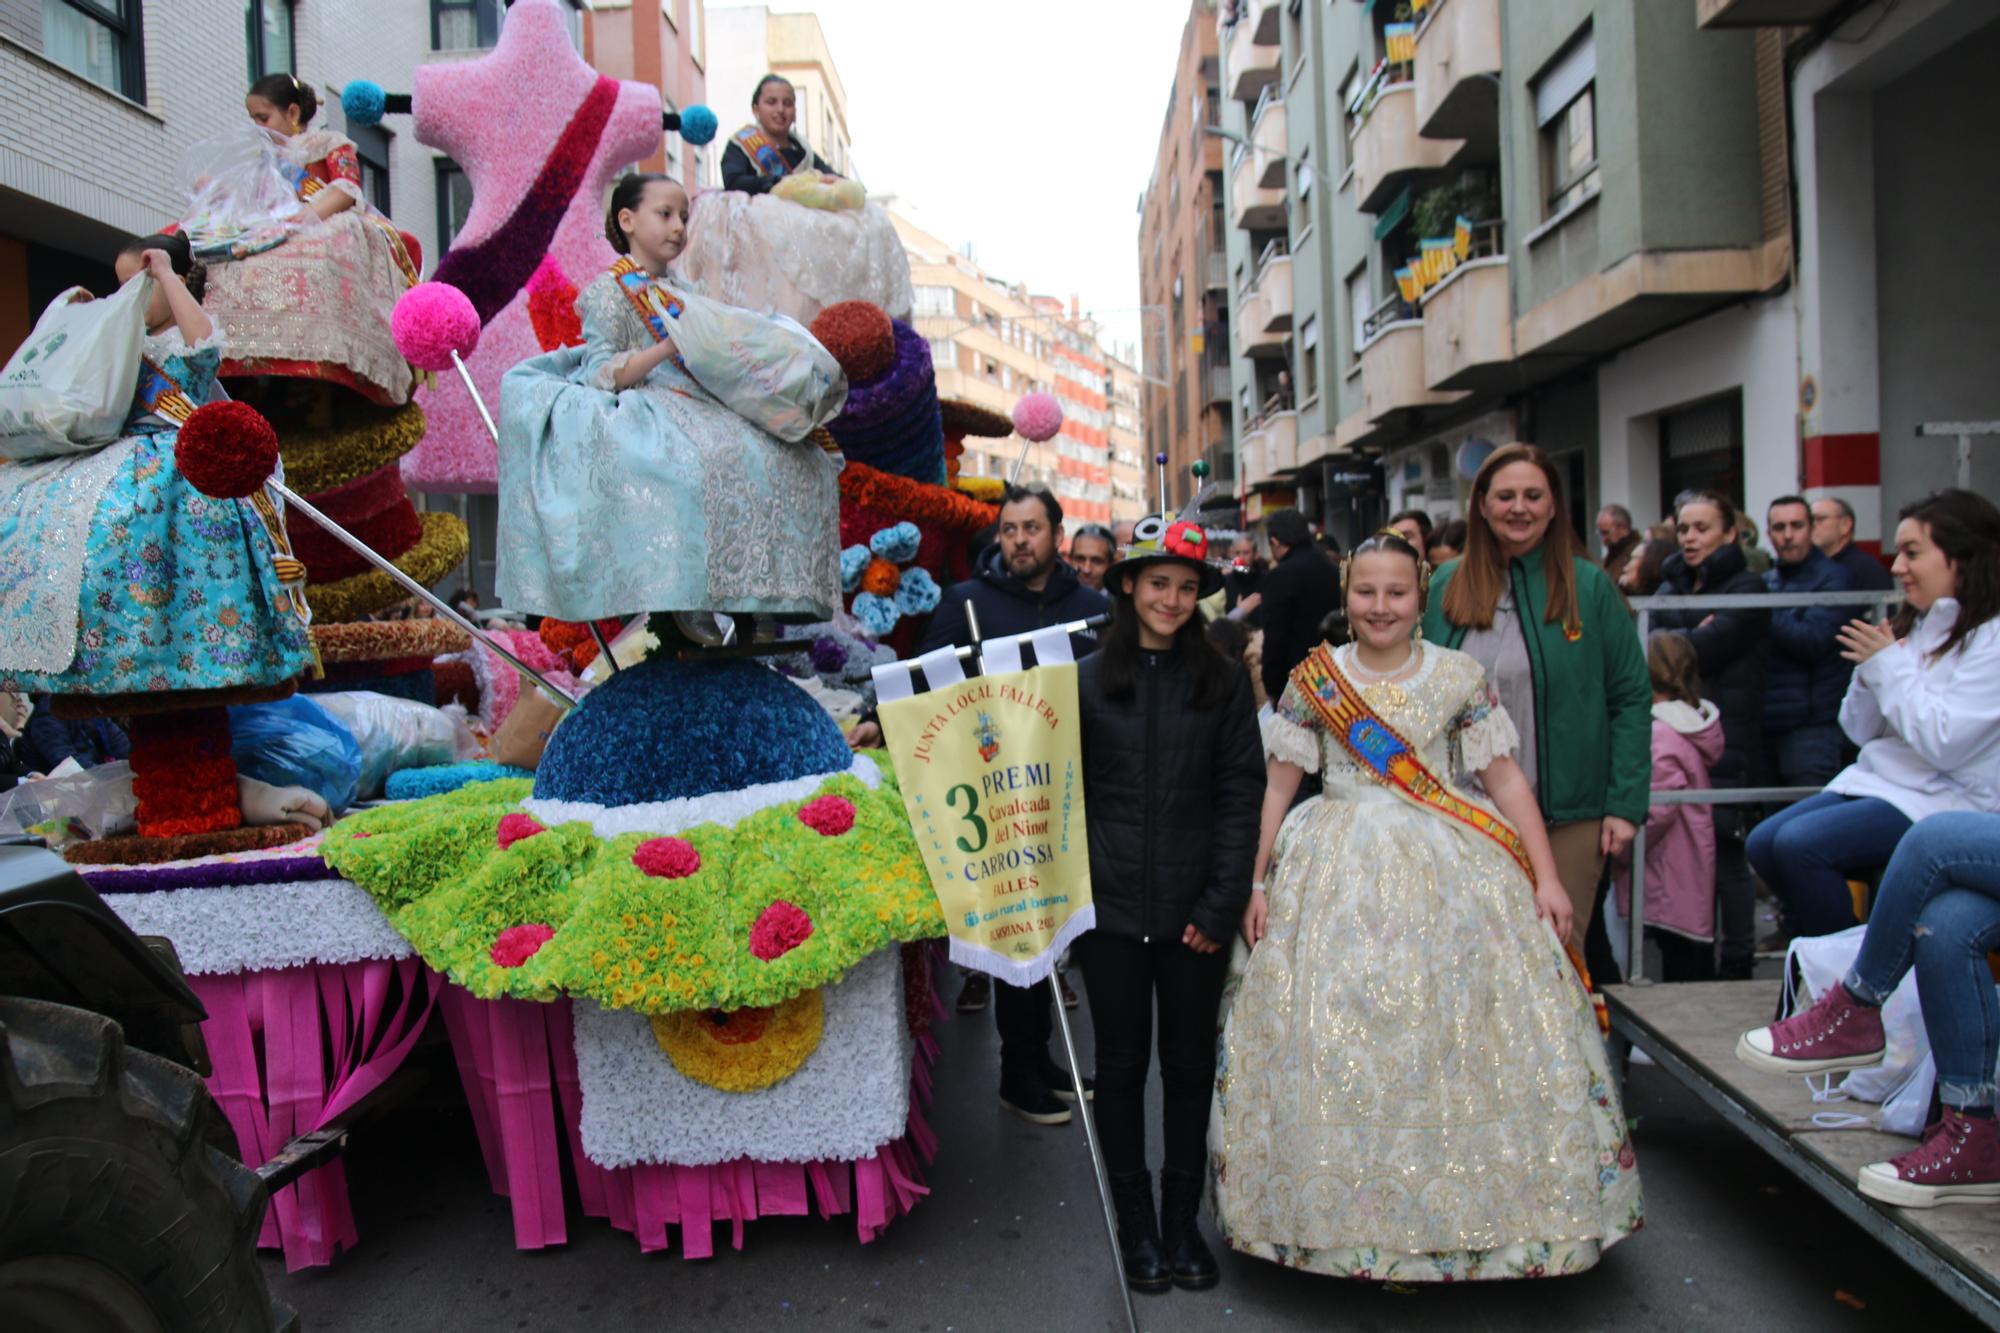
[437,986,940,1257]
[190,958,439,1270]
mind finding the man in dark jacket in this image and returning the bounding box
[1810,496,1895,592]
[1763,496,1855,790]
[1221,535,1266,627]
[1256,508,1339,704]
[21,699,129,774]
[915,487,1110,1126]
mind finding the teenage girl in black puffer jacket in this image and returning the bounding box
[1652,491,1770,977]
[1073,522,1264,1296]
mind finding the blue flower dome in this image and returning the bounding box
[533,657,853,806]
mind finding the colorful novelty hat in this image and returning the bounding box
[1106,486,1227,598]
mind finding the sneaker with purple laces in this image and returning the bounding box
[1735,982,1886,1075]
[1858,1109,2000,1208]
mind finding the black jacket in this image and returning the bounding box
[720,137,835,195]
[1653,543,1769,784]
[1076,649,1265,945]
[918,545,1110,662]
[1258,542,1339,702]
[1832,541,1896,592]
[21,703,128,774]
[1223,563,1266,627]
[1763,548,1855,733]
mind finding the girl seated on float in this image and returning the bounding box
[0,234,312,700]
[676,74,913,326]
[495,173,843,639]
[198,73,419,406]
[1212,531,1642,1282]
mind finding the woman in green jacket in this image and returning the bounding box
[1422,444,1652,948]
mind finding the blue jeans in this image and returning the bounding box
[1746,790,1912,938]
[1846,812,2000,1110]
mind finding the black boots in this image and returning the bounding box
[1159,1167,1219,1291]
[1108,1171,1171,1294]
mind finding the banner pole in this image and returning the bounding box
[963,602,1137,1333]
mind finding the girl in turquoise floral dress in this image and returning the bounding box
[0,234,312,699]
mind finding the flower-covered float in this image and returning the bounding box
[320,650,946,1254]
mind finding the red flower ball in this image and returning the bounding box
[796,795,856,837]
[490,922,555,968]
[750,900,814,961]
[175,401,279,500]
[810,301,896,384]
[632,836,702,879]
[496,812,546,849]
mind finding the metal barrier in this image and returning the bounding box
[1619,589,1902,982]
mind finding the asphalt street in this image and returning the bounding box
[267,983,1971,1333]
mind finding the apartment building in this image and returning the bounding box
[1106,354,1150,519]
[894,211,1145,529]
[1216,0,1995,553]
[585,0,711,187]
[705,5,851,181]
[1137,0,1233,513]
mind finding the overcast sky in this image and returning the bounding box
[774,0,1191,363]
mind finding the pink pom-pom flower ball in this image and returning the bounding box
[393,281,482,372]
[1011,391,1064,444]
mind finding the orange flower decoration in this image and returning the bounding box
[860,557,902,597]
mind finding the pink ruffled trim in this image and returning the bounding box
[438,979,937,1257]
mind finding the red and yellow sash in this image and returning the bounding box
[1290,644,1606,1030]
[733,125,796,178]
[607,257,689,378]
[134,358,199,426]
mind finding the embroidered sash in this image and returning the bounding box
[1293,644,1535,882]
[606,257,689,379]
[1289,643,1608,1031]
[733,125,796,178]
[134,359,200,426]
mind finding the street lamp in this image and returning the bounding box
[1203,124,1311,174]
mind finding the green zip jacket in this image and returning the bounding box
[1423,547,1652,827]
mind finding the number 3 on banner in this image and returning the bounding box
[946,783,988,853]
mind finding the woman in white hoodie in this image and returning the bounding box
[1614,633,1727,980]
[1746,489,2000,939]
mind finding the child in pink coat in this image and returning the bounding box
[1614,633,1727,981]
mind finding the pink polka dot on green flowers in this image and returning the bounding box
[496,813,546,849]
[750,900,814,960]
[796,795,855,837]
[632,836,701,879]
[490,923,554,968]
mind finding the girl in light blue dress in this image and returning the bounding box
[496,174,842,626]
[0,234,312,699]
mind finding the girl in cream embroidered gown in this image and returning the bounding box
[1211,641,1642,1281]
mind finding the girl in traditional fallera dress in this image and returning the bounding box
[676,74,914,325]
[0,235,312,698]
[198,74,419,405]
[495,174,842,627]
[1212,532,1642,1282]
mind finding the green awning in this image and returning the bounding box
[1373,185,1412,239]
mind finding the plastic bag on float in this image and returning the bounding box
[228,695,364,815]
[0,273,153,458]
[175,121,311,262]
[668,288,848,442]
[0,760,137,841]
[770,173,867,212]
[311,692,481,800]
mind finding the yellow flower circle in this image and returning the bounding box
[648,988,825,1093]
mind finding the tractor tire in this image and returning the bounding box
[0,997,297,1333]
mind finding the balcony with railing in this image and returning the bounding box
[1358,293,1461,422]
[1228,140,1287,232]
[1206,357,1233,407]
[1415,0,1501,145]
[1418,218,1512,391]
[1224,0,1282,103]
[1351,82,1461,214]
[1238,408,1299,490]
[1253,239,1292,335]
[1205,249,1227,293]
[1234,276,1285,358]
[1250,89,1287,189]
